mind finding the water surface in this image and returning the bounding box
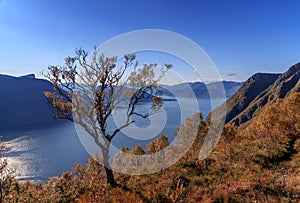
[2,98,224,181]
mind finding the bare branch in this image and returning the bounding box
[43,47,171,185]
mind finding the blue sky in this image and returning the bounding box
[0,0,300,82]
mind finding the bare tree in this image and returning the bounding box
[44,47,171,186]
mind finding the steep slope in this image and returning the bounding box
[231,63,300,125]
[208,72,280,124]
[0,74,57,131]
[208,63,300,126]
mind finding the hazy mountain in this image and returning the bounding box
[18,74,36,79]
[209,63,300,126]
[0,74,242,131]
[0,74,57,131]
[161,81,243,98]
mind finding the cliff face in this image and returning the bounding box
[209,63,300,126]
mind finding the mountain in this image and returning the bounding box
[0,73,242,132]
[18,73,36,79]
[161,81,243,99]
[209,63,300,126]
[0,74,57,131]
[207,81,244,98]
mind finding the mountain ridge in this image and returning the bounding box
[0,74,58,131]
[161,80,243,98]
[0,74,243,132]
[208,63,300,126]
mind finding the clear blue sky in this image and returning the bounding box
[1,0,300,82]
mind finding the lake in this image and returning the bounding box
[2,98,224,182]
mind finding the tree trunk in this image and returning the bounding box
[102,147,117,187]
[104,165,117,187]
[0,181,2,202]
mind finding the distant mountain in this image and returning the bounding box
[18,73,36,79]
[0,73,242,132]
[161,81,243,99]
[209,63,300,126]
[207,81,244,98]
[0,74,57,131]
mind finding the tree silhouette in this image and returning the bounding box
[44,47,171,186]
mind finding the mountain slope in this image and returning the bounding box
[207,72,280,124]
[0,74,57,131]
[208,63,300,126]
[231,63,300,125]
[0,74,242,132]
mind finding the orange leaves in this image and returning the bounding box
[237,93,300,166]
[152,96,163,110]
[45,91,72,111]
[130,144,145,155]
[44,91,56,99]
[127,63,171,89]
[146,134,169,154]
[54,102,72,111]
[152,96,162,104]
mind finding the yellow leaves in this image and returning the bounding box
[151,96,164,110]
[44,91,55,99]
[127,63,168,88]
[130,144,145,155]
[152,96,162,104]
[51,100,72,111]
[146,134,169,154]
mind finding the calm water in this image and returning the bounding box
[2,98,224,182]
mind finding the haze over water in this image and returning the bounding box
[3,98,223,182]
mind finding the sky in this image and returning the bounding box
[0,0,300,83]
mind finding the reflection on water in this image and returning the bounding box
[3,122,89,182]
[2,98,224,182]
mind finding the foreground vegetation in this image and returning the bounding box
[1,93,299,202]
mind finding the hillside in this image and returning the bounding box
[2,92,299,202]
[231,63,300,125]
[0,74,242,132]
[209,63,300,126]
[0,74,57,131]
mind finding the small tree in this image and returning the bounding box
[146,134,169,154]
[0,141,6,201]
[0,140,14,202]
[44,47,171,186]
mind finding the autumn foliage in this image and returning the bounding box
[1,93,300,202]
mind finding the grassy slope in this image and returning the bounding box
[1,93,300,202]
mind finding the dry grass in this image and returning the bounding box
[1,93,300,202]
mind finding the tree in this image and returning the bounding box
[44,47,171,186]
[0,141,7,201]
[0,140,14,202]
[146,134,169,154]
